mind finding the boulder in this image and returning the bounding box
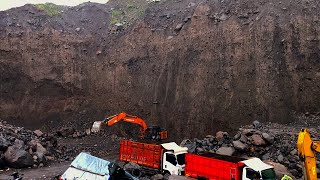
[196,147,204,153]
[180,139,192,147]
[262,133,274,143]
[216,147,235,156]
[36,143,47,154]
[4,146,33,168]
[219,13,228,21]
[277,154,284,163]
[289,169,300,178]
[232,140,248,151]
[36,143,47,163]
[44,134,58,147]
[175,23,184,31]
[0,153,5,169]
[205,134,214,139]
[262,153,271,160]
[265,161,294,179]
[242,129,261,136]
[34,130,43,137]
[14,139,25,150]
[183,16,192,23]
[216,131,228,141]
[290,149,297,156]
[252,120,261,128]
[45,156,55,161]
[239,134,248,143]
[233,132,241,140]
[180,139,196,153]
[96,50,102,55]
[56,127,75,137]
[0,137,10,151]
[85,129,91,135]
[251,134,266,146]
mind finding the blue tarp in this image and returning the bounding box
[61,152,110,180]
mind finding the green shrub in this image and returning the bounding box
[111,9,123,25]
[34,3,62,16]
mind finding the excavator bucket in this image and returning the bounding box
[91,121,103,133]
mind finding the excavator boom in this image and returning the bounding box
[105,112,147,138]
[297,128,319,180]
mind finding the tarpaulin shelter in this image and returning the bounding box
[61,152,110,180]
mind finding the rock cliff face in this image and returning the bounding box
[0,0,319,139]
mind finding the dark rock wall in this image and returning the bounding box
[0,0,319,139]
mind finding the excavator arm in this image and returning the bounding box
[297,129,319,180]
[104,112,147,138]
[92,112,168,140]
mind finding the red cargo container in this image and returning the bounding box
[185,153,246,180]
[119,140,163,169]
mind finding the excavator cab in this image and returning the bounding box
[144,126,168,141]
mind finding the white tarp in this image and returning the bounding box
[61,152,110,180]
[161,142,188,153]
[241,157,273,172]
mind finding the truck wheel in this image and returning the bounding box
[163,172,170,180]
[132,169,142,177]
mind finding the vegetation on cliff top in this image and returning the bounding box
[33,3,63,16]
[110,0,149,27]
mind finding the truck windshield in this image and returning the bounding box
[261,168,276,180]
[176,154,185,165]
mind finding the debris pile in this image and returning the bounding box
[180,121,320,179]
[0,120,79,169]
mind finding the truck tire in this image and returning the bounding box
[132,168,142,177]
[163,171,170,180]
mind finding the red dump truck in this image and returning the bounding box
[185,152,276,180]
[119,140,276,179]
[119,140,188,176]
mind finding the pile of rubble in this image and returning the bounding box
[0,120,82,169]
[180,121,320,179]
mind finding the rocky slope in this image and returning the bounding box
[180,117,320,179]
[0,0,320,139]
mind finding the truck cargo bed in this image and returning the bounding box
[197,152,246,162]
[185,153,245,180]
[120,140,163,169]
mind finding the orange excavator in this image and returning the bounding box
[297,128,320,180]
[91,112,168,141]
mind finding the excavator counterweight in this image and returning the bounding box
[91,112,168,141]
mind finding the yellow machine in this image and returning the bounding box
[297,128,320,180]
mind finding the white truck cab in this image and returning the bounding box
[241,158,277,180]
[161,142,188,176]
